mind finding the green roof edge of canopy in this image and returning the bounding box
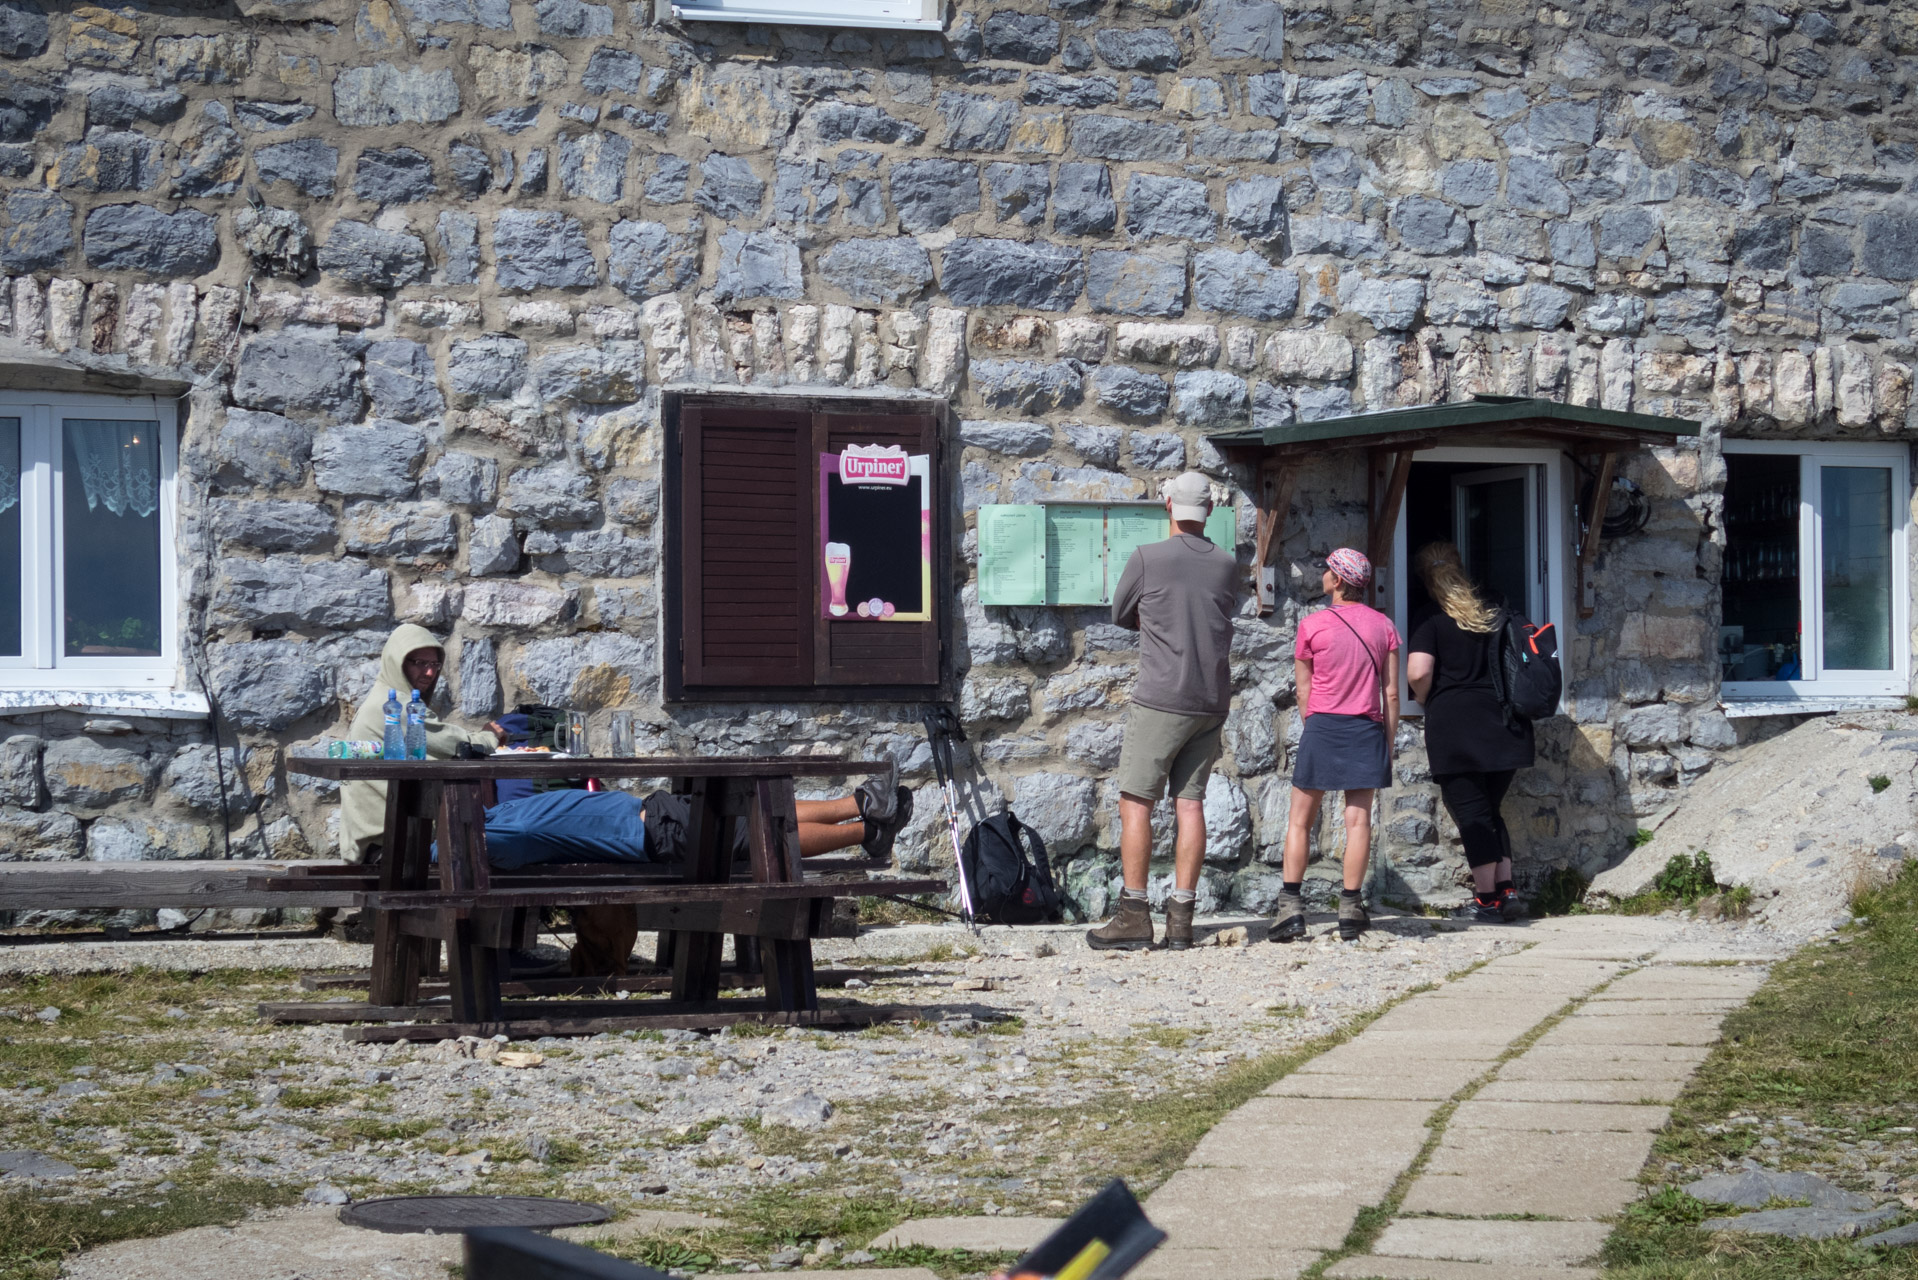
[1206,394,1703,453]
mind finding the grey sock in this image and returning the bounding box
[1169,888,1197,904]
[1120,887,1149,902]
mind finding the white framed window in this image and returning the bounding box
[671,0,943,31]
[1389,446,1569,715]
[1720,440,1911,701]
[0,392,180,691]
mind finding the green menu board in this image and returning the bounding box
[977,505,1043,606]
[1045,505,1107,604]
[977,503,1237,606]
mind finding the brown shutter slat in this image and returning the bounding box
[814,411,941,688]
[679,406,814,688]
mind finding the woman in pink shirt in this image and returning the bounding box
[1274,548,1401,943]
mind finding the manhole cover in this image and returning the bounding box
[340,1195,612,1234]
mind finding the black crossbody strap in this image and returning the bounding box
[1325,606,1388,720]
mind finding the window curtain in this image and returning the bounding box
[0,419,17,516]
[66,420,158,518]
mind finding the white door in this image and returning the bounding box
[1450,465,1541,621]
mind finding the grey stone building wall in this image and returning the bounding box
[0,0,1912,919]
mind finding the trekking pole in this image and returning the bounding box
[922,708,977,924]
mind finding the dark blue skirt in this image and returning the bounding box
[1293,713,1391,791]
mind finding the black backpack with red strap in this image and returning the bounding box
[1488,610,1562,724]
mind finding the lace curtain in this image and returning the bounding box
[0,419,16,517]
[66,419,159,519]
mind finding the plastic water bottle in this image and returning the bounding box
[381,690,404,761]
[404,689,428,760]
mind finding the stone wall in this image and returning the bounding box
[0,0,1913,917]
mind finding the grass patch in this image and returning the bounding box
[856,895,955,926]
[1535,865,1592,916]
[1868,774,1891,794]
[0,1177,297,1280]
[1600,861,1918,1279]
[275,1086,348,1110]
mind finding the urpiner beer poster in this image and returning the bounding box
[819,445,932,622]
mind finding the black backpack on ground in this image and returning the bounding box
[1488,610,1562,724]
[960,813,1062,926]
[924,707,1063,926]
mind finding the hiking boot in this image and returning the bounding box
[1499,888,1526,922]
[1087,896,1154,951]
[1338,896,1370,941]
[1268,895,1306,944]
[859,786,913,862]
[1163,898,1195,951]
[855,765,901,824]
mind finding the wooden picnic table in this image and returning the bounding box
[275,754,945,1041]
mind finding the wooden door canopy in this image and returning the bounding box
[1209,396,1701,615]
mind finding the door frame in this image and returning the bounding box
[1391,446,1568,715]
[1449,464,1543,625]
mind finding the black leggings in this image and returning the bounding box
[1434,770,1516,869]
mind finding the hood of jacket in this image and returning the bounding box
[375,624,444,705]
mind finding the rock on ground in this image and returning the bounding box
[1589,713,1918,938]
[58,1206,461,1280]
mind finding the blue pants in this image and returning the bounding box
[482,790,652,870]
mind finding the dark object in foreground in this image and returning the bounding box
[464,1226,671,1280]
[340,1194,611,1234]
[1010,1179,1165,1280]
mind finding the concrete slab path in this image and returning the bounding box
[1128,915,1772,1279]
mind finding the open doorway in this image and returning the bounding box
[1402,460,1543,633]
[1391,447,1563,710]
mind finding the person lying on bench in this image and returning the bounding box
[484,783,913,869]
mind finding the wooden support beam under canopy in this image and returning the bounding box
[1211,395,1700,615]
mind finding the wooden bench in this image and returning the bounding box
[275,755,945,1041]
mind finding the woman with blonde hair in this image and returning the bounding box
[1407,543,1533,922]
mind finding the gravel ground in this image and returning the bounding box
[0,913,1543,1222]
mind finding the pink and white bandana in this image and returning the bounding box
[1326,547,1372,587]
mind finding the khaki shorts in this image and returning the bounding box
[1115,705,1227,802]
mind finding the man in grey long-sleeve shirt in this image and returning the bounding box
[1089,471,1240,952]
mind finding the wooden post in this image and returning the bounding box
[669,777,727,1004]
[1367,450,1414,607]
[1252,457,1297,615]
[1578,451,1618,618]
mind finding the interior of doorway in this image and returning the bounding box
[1403,460,1539,634]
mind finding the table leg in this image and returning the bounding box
[445,913,503,1024]
[669,777,726,1004]
[753,776,819,1013]
[370,779,434,1007]
[438,780,500,1023]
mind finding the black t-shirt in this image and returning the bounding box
[1408,612,1535,775]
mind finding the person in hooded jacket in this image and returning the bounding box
[338,624,506,865]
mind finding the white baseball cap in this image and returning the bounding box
[1164,471,1213,522]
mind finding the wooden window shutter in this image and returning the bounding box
[814,410,940,687]
[679,404,814,687]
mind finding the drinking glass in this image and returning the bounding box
[609,711,636,757]
[566,710,589,756]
